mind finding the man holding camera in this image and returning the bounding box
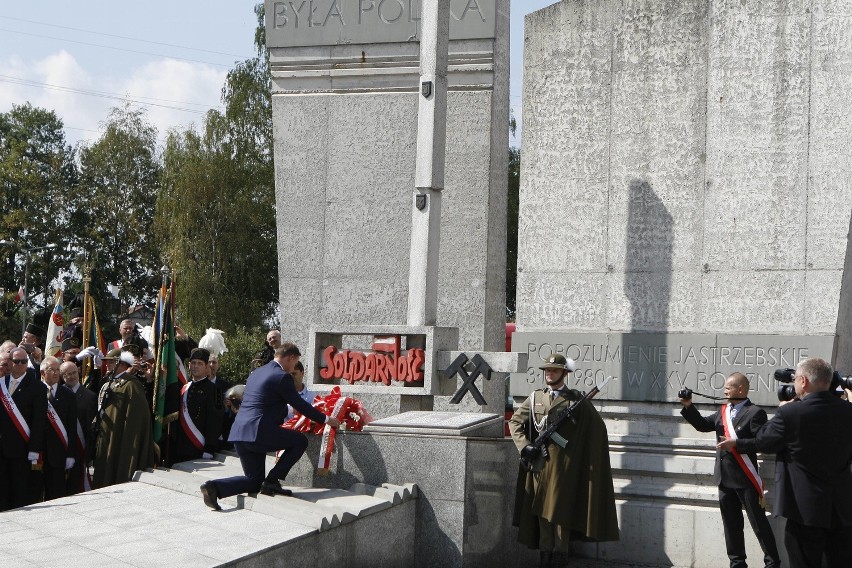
[681,373,780,568]
[718,358,852,567]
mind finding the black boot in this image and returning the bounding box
[538,550,553,567]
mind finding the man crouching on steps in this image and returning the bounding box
[200,342,339,510]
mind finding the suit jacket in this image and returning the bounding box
[43,384,78,468]
[173,378,223,458]
[737,391,852,528]
[0,372,48,459]
[73,384,97,456]
[229,361,327,444]
[681,400,766,489]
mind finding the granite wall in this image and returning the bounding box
[267,0,510,354]
[515,0,852,399]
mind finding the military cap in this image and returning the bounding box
[61,337,81,351]
[25,323,44,337]
[122,343,143,358]
[539,353,577,372]
[103,348,122,359]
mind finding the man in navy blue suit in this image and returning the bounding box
[200,342,339,510]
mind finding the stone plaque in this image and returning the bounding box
[265,0,497,47]
[365,411,503,436]
[511,331,836,406]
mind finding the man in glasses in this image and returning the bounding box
[0,348,48,510]
[60,361,97,495]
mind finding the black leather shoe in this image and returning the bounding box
[260,481,293,497]
[200,481,221,511]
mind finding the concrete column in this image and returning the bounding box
[407,0,450,327]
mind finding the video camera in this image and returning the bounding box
[774,368,852,401]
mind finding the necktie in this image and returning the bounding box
[9,378,19,396]
[730,403,736,420]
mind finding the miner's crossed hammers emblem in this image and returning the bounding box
[446,353,492,405]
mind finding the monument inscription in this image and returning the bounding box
[511,331,836,406]
[265,0,496,47]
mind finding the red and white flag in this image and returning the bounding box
[44,288,64,357]
[13,285,24,303]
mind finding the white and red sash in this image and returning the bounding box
[46,399,69,452]
[179,382,205,451]
[108,340,122,351]
[75,418,92,492]
[0,377,30,442]
[177,358,188,385]
[721,403,765,504]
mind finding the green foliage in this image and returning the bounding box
[71,104,162,310]
[155,3,276,332]
[0,103,78,329]
[215,326,267,384]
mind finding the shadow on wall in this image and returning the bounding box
[621,178,673,402]
[612,178,675,565]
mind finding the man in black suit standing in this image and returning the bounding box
[681,372,780,568]
[37,356,78,502]
[200,343,339,510]
[60,360,96,494]
[0,348,47,510]
[719,358,852,568]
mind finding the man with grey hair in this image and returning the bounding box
[0,347,47,510]
[719,357,852,567]
[37,356,77,502]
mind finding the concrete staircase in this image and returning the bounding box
[0,453,418,568]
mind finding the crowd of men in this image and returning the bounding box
[0,319,284,512]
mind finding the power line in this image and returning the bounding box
[0,74,216,115]
[0,15,253,59]
[0,28,236,68]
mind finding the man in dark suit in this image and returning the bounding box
[60,360,96,494]
[200,342,339,510]
[681,372,780,568]
[0,348,48,511]
[170,348,223,464]
[719,358,852,568]
[37,356,78,502]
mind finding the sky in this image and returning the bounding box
[0,0,558,148]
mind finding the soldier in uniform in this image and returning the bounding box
[93,348,155,488]
[509,354,620,568]
[170,348,223,464]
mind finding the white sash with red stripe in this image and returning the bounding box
[179,382,205,451]
[46,399,69,452]
[0,377,30,442]
[721,403,765,502]
[177,358,188,385]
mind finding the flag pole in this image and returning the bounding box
[81,259,92,380]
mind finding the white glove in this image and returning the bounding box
[28,451,39,463]
[65,457,75,470]
[75,346,98,361]
[202,452,213,460]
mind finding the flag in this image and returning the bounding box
[152,280,180,443]
[13,285,24,303]
[82,296,107,388]
[44,288,64,357]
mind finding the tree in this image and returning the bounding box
[0,103,78,334]
[71,104,162,314]
[155,3,277,332]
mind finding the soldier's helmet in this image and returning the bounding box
[538,353,577,372]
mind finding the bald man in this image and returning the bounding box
[681,373,779,568]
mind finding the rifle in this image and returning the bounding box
[520,376,610,471]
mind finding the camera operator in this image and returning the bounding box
[718,358,852,568]
[680,373,780,568]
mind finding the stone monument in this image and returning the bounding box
[267,0,509,355]
[513,0,852,566]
